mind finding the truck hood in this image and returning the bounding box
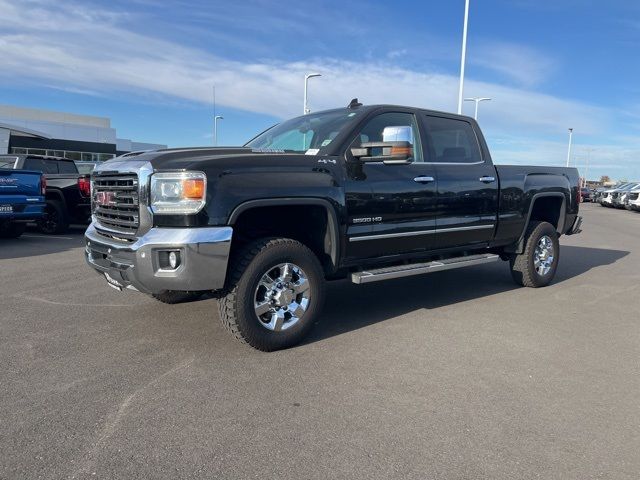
[95,147,337,173]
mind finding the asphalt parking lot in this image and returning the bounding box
[1,203,639,480]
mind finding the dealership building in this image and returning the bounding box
[0,105,166,162]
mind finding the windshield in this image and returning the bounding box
[246,110,360,154]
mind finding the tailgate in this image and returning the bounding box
[0,169,42,196]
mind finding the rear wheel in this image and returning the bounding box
[38,200,69,234]
[218,237,326,351]
[0,222,26,239]
[510,221,559,288]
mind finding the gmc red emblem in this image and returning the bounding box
[96,191,117,206]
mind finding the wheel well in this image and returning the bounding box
[529,196,563,230]
[230,205,336,274]
[45,189,64,204]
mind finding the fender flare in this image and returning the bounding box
[45,188,67,208]
[509,192,566,254]
[228,198,341,268]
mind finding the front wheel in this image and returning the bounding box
[509,221,559,288]
[218,238,326,351]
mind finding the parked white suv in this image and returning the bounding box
[615,183,640,208]
[627,185,640,211]
[600,186,620,207]
[602,183,630,208]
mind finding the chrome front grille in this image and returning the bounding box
[92,173,140,238]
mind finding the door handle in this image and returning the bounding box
[479,176,496,183]
[414,176,435,183]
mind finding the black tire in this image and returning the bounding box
[38,200,69,234]
[0,222,26,239]
[151,291,205,304]
[509,221,559,288]
[218,237,326,351]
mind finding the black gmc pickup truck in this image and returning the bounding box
[85,102,582,351]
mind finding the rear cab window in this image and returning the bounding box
[58,161,78,174]
[24,157,58,174]
[422,115,483,164]
[0,157,17,169]
[22,158,78,174]
[23,158,47,172]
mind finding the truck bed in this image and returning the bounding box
[0,169,45,221]
[493,165,580,246]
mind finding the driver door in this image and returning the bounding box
[343,110,438,262]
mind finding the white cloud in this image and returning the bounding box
[0,0,637,179]
[470,41,557,87]
[488,136,640,181]
[0,1,605,131]
[387,49,408,59]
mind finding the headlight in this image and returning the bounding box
[150,171,206,214]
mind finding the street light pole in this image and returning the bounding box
[566,128,573,167]
[464,97,491,120]
[303,73,322,114]
[457,0,470,114]
[214,115,223,146]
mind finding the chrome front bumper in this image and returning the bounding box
[85,223,233,294]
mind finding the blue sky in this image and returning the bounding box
[1,0,639,180]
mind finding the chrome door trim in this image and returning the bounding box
[349,224,494,242]
[423,160,485,166]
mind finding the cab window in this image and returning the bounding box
[423,115,482,164]
[58,161,78,174]
[23,157,47,173]
[0,158,16,169]
[352,112,423,162]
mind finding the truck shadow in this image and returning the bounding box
[303,245,629,345]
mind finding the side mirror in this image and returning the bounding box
[351,141,413,164]
[382,125,414,143]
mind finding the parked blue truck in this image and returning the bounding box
[0,157,46,238]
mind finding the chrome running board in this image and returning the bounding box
[351,253,500,284]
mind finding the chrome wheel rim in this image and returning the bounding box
[533,235,554,276]
[254,263,311,331]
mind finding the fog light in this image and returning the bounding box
[158,250,181,270]
[169,251,178,269]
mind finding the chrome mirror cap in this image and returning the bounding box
[382,125,414,144]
